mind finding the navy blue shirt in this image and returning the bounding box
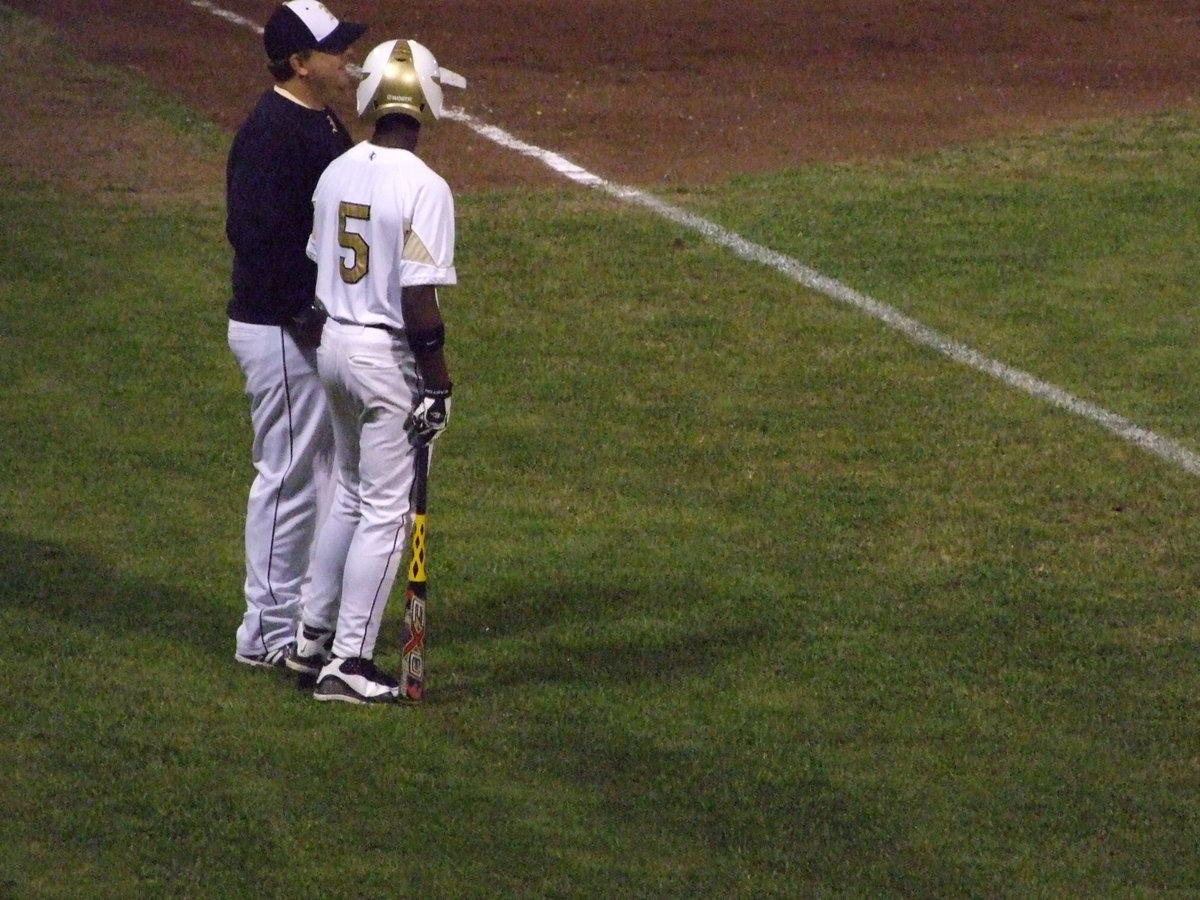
[226,89,354,325]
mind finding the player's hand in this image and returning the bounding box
[406,386,452,444]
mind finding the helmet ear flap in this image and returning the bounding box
[356,39,399,123]
[408,40,444,121]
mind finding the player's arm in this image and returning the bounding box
[402,284,451,391]
[403,284,453,443]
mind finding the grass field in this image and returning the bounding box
[3,6,1200,897]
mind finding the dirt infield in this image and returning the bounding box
[7,0,1200,191]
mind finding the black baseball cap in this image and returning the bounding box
[264,1,367,60]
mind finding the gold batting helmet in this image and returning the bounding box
[356,39,466,126]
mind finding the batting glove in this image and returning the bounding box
[407,386,452,444]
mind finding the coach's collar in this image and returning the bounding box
[274,84,322,111]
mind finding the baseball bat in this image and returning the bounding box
[399,442,430,702]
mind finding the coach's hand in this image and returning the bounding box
[287,303,326,350]
[407,386,452,444]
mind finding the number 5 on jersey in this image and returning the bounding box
[338,201,370,284]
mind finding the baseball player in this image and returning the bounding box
[285,39,465,703]
[226,2,366,668]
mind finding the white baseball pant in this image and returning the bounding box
[227,321,334,658]
[300,319,421,661]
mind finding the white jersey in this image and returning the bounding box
[308,141,456,331]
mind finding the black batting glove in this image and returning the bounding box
[406,386,452,444]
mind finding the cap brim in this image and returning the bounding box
[316,21,367,54]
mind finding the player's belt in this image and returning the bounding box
[314,300,402,336]
[328,316,404,336]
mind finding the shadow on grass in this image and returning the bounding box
[418,574,778,701]
[0,531,226,653]
[0,530,943,890]
[421,579,953,893]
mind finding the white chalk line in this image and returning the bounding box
[192,0,1200,477]
[189,0,263,33]
[444,109,1200,477]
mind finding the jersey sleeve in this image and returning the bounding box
[398,175,457,287]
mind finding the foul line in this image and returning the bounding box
[445,109,1200,477]
[189,0,263,32]
[192,0,1200,478]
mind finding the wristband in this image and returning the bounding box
[407,323,445,354]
